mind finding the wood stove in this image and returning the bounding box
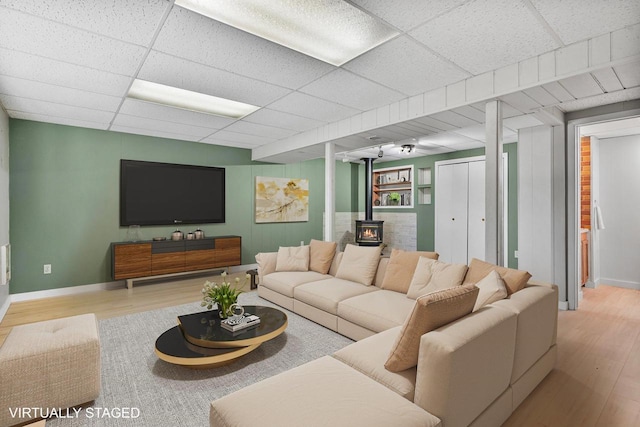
[356,158,384,246]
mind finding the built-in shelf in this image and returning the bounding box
[417,167,432,205]
[373,165,413,208]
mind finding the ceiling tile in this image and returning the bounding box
[529,0,640,45]
[243,108,326,132]
[558,87,640,112]
[0,8,146,76]
[0,48,131,97]
[452,124,486,140]
[541,81,575,102]
[613,61,640,89]
[351,0,468,31]
[499,92,543,113]
[412,116,459,132]
[112,114,215,138]
[431,110,480,127]
[522,87,560,107]
[394,121,438,135]
[298,69,404,111]
[591,69,624,92]
[7,110,109,130]
[343,36,469,96]
[1,95,115,123]
[0,0,171,46]
[200,138,257,149]
[559,74,603,98]
[443,140,485,150]
[419,132,476,146]
[118,99,235,130]
[410,0,559,75]
[110,125,203,143]
[0,75,121,112]
[267,92,360,123]
[205,130,277,146]
[452,106,486,123]
[153,7,335,90]
[223,121,299,140]
[503,114,544,130]
[139,51,292,107]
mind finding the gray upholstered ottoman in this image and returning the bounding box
[0,313,101,427]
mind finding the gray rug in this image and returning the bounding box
[47,292,353,426]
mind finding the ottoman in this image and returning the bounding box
[0,313,101,427]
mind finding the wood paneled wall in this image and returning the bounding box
[581,136,591,230]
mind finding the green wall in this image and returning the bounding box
[355,144,519,268]
[9,119,328,293]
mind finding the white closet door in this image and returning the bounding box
[467,161,486,263]
[436,163,469,263]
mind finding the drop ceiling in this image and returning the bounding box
[0,0,638,163]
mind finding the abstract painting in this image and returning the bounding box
[255,176,309,223]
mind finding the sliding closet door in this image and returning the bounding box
[435,163,469,264]
[467,160,486,262]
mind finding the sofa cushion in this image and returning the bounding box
[294,278,378,315]
[335,244,382,286]
[276,245,310,272]
[463,258,531,295]
[261,272,332,298]
[406,257,468,299]
[338,290,415,333]
[309,239,337,274]
[209,356,441,427]
[381,249,439,293]
[385,284,479,372]
[255,251,277,277]
[328,251,344,276]
[333,326,417,400]
[473,270,508,312]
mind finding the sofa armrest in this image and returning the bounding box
[413,307,517,427]
[255,252,277,284]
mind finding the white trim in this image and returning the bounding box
[0,296,10,322]
[599,278,640,291]
[558,301,569,311]
[9,263,259,302]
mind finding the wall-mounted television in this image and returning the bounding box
[120,160,225,226]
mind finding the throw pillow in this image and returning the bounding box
[463,258,531,295]
[309,239,337,274]
[380,249,439,294]
[335,244,382,286]
[473,270,508,312]
[406,257,468,299]
[275,246,310,272]
[385,284,479,372]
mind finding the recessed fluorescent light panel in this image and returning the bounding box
[175,0,399,66]
[127,79,259,119]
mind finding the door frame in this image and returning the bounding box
[434,154,509,266]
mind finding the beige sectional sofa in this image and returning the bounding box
[210,246,558,427]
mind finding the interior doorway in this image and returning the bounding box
[569,111,640,309]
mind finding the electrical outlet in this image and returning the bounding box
[43,264,51,274]
[514,251,519,259]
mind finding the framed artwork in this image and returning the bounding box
[255,177,309,223]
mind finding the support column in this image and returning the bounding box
[324,142,335,242]
[485,100,504,265]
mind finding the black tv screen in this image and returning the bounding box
[120,160,225,226]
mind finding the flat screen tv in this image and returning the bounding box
[120,160,225,226]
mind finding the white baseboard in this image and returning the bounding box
[9,263,259,303]
[0,296,10,323]
[10,280,123,302]
[599,278,640,291]
[558,300,569,311]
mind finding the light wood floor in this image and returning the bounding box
[1,281,638,426]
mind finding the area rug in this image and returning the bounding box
[47,292,353,426]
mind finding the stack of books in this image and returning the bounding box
[221,314,261,332]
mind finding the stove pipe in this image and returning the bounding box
[362,158,374,221]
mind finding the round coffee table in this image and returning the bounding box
[155,305,287,368]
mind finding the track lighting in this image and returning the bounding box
[378,146,384,158]
[401,144,414,154]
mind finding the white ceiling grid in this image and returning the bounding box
[0,0,638,162]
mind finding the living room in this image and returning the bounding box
[1,1,639,426]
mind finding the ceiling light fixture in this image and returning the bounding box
[401,144,414,154]
[175,0,399,66]
[127,79,259,119]
[378,146,384,158]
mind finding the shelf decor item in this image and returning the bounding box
[389,192,401,205]
[201,272,249,319]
